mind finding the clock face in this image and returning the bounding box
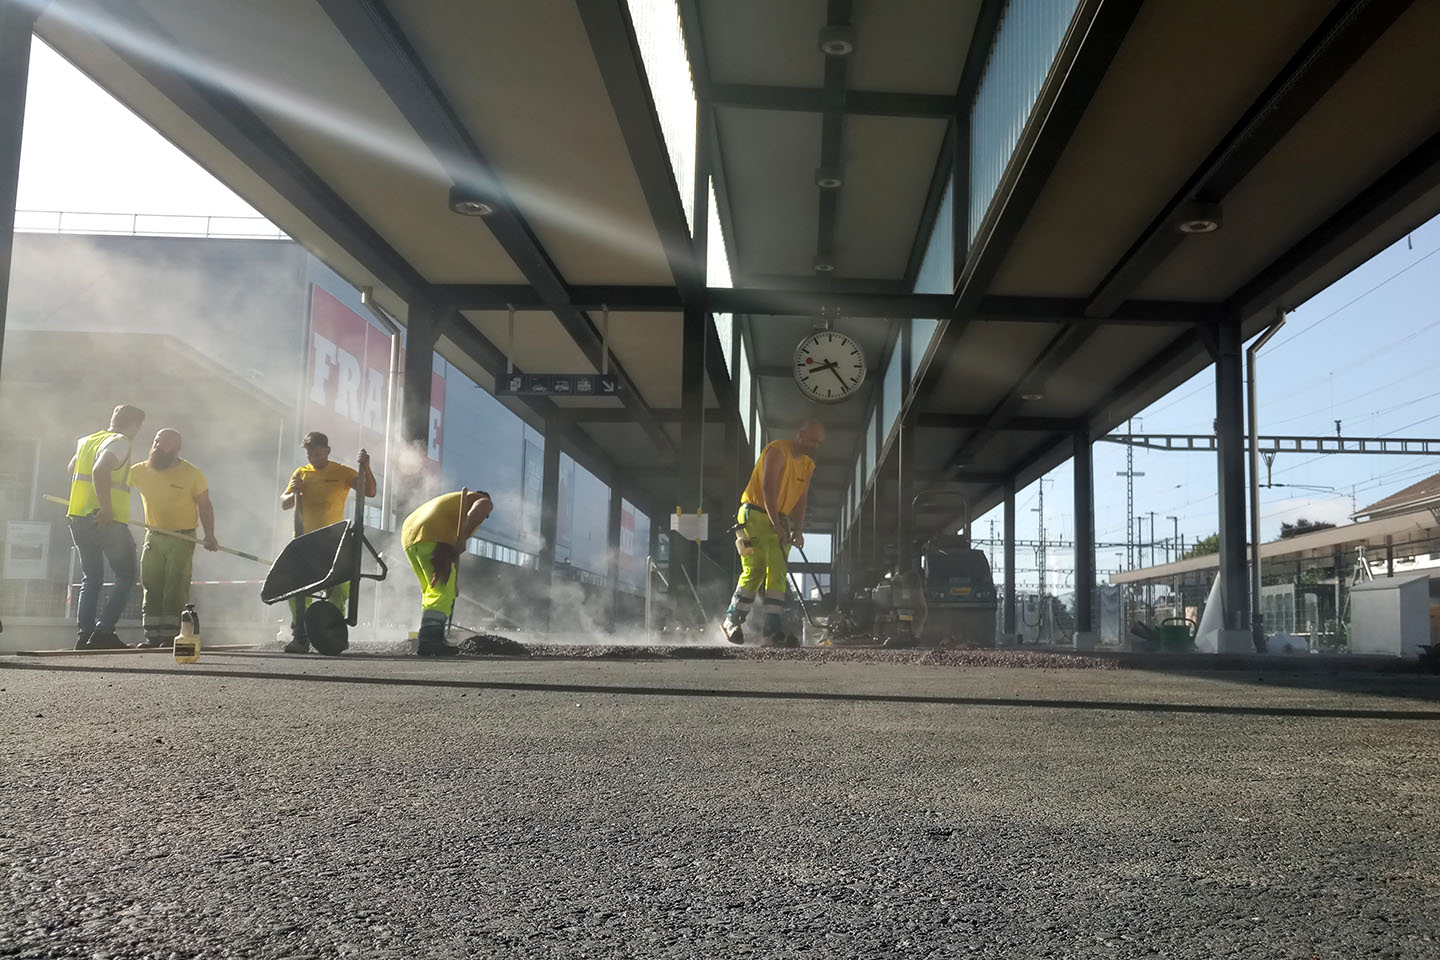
[793,331,866,404]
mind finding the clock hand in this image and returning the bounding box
[827,364,850,390]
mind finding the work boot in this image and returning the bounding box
[283,637,310,654]
[86,631,130,650]
[74,632,93,651]
[417,638,462,657]
[721,617,745,645]
[138,631,173,649]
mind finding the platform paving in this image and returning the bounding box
[2,650,1438,958]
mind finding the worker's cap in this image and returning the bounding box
[300,431,330,449]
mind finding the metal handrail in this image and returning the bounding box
[14,209,289,241]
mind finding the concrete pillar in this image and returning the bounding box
[1002,476,1017,644]
[0,2,36,380]
[1214,318,1251,652]
[1073,430,1096,650]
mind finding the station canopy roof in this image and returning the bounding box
[30,0,1440,542]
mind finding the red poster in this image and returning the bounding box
[304,286,444,481]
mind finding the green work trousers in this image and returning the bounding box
[140,530,195,644]
[290,581,350,641]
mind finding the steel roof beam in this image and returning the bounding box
[1084,0,1415,318]
[900,0,1006,291]
[915,413,1081,432]
[575,0,701,301]
[1228,126,1440,321]
[566,408,729,424]
[318,0,677,460]
[935,323,1096,479]
[438,285,1215,324]
[912,0,1143,411]
[82,1,431,305]
[711,82,957,118]
[814,0,854,274]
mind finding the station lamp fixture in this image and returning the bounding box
[1020,392,1045,401]
[815,166,844,189]
[1174,200,1222,234]
[818,25,855,57]
[448,184,495,217]
[812,254,836,273]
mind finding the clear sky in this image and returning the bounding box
[15,37,1440,593]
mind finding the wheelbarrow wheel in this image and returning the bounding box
[304,601,349,656]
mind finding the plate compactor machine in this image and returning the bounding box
[844,496,999,648]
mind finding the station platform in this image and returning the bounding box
[3,647,1438,957]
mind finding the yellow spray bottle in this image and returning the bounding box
[173,604,201,664]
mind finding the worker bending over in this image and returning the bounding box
[401,490,494,657]
[66,404,146,650]
[127,429,218,647]
[280,431,376,653]
[722,420,824,646]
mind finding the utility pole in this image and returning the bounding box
[1115,419,1144,570]
[1034,479,1048,600]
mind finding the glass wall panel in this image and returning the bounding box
[913,177,953,295]
[969,0,1081,242]
[909,319,940,384]
[626,0,697,231]
[737,334,752,442]
[882,344,903,441]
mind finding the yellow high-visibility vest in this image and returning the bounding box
[67,430,131,522]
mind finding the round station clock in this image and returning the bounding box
[793,330,867,404]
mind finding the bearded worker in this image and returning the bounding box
[126,429,219,647]
[721,420,825,646]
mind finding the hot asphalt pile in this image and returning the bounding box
[2,656,1438,958]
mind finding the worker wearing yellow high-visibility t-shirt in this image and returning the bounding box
[279,431,376,653]
[65,404,146,650]
[722,420,824,646]
[127,428,219,648]
[401,490,494,657]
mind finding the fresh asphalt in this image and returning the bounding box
[2,650,1438,959]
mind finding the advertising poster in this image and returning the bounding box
[304,286,445,482]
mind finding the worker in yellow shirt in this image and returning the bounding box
[722,420,824,646]
[401,489,493,657]
[279,431,376,653]
[126,428,219,647]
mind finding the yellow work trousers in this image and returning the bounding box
[406,540,457,613]
[726,505,788,636]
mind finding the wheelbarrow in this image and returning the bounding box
[260,475,387,656]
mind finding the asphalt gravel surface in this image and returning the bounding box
[3,654,1439,959]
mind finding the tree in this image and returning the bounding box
[1184,533,1219,559]
[1279,517,1336,539]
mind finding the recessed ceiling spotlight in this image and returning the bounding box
[818,25,855,57]
[449,184,495,217]
[813,255,835,273]
[1020,392,1044,401]
[814,166,844,189]
[1174,200,1221,234]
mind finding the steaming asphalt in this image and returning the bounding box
[3,651,1439,959]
